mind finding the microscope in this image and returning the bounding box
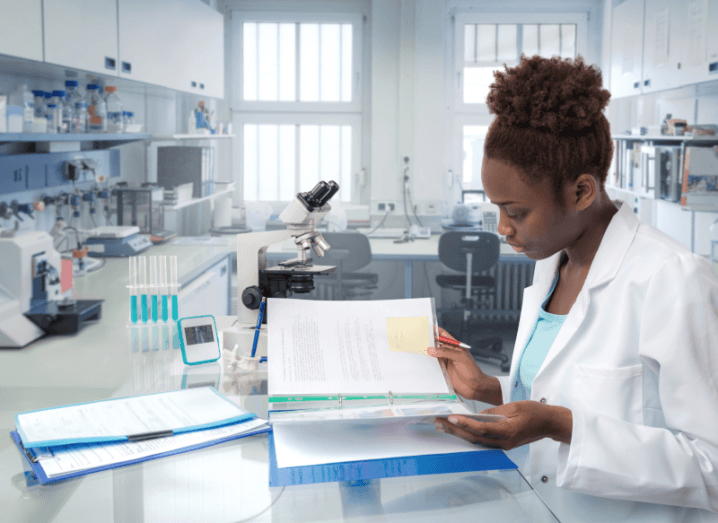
[222,180,340,360]
[0,229,103,348]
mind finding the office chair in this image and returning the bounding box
[318,232,378,300]
[436,231,509,372]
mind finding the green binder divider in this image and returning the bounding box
[394,394,457,401]
[269,396,339,403]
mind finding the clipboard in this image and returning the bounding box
[267,432,517,487]
[12,423,271,485]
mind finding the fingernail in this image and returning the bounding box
[435,423,445,432]
[427,348,436,356]
[448,416,459,425]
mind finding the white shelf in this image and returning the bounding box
[612,134,718,142]
[164,184,236,211]
[151,134,235,141]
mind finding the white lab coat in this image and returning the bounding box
[497,201,718,523]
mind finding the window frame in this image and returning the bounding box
[231,11,364,113]
[233,112,362,207]
[453,12,588,115]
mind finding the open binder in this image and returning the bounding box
[267,298,474,423]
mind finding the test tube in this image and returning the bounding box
[128,256,138,324]
[170,255,179,321]
[159,255,169,322]
[150,256,159,323]
[139,256,149,323]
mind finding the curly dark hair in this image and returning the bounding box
[484,55,613,202]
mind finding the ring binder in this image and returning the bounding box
[388,391,394,406]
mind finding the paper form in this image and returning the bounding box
[687,0,708,65]
[268,298,449,396]
[38,418,268,477]
[17,387,248,447]
[272,420,489,469]
[387,316,431,355]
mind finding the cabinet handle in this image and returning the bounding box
[105,57,116,70]
[709,62,718,74]
[199,83,205,90]
[122,62,132,74]
[644,79,651,87]
[191,81,197,88]
[633,82,639,89]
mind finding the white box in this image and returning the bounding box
[0,96,6,133]
[7,105,22,132]
[36,141,82,153]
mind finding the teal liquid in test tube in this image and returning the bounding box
[128,256,138,324]
[169,255,180,321]
[139,256,149,322]
[150,256,159,323]
[159,255,169,322]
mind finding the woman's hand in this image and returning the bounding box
[428,327,502,405]
[434,401,573,450]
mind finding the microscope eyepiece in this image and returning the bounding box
[301,180,340,210]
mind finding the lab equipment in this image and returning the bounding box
[85,226,152,257]
[86,84,106,133]
[681,146,718,209]
[115,186,176,243]
[139,256,148,323]
[0,230,103,349]
[150,256,158,322]
[169,255,180,322]
[128,256,138,324]
[157,146,215,198]
[104,86,123,133]
[159,255,169,322]
[222,181,340,360]
[178,315,221,365]
[441,203,482,231]
[10,84,34,132]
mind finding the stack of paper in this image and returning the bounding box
[12,387,269,484]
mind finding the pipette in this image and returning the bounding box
[128,256,138,324]
[139,256,148,322]
[150,256,159,323]
[169,255,180,321]
[159,255,169,322]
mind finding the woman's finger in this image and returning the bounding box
[427,345,469,361]
[434,417,485,444]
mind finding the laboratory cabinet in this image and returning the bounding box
[43,0,119,77]
[0,0,43,62]
[609,0,645,98]
[179,256,230,318]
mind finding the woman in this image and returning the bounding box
[430,55,718,522]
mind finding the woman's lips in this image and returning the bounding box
[508,242,525,253]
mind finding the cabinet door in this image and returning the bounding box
[680,0,718,85]
[642,0,685,93]
[43,0,119,76]
[0,0,43,62]
[117,0,176,86]
[610,0,645,98]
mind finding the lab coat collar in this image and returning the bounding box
[521,200,639,392]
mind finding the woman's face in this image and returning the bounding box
[481,157,576,261]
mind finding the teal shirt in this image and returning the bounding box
[513,262,567,402]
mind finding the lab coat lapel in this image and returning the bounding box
[533,201,640,384]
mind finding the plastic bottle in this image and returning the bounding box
[104,86,123,133]
[122,110,131,129]
[59,92,72,133]
[10,84,34,132]
[45,104,58,133]
[32,91,45,118]
[64,81,81,106]
[86,84,106,133]
[72,101,87,133]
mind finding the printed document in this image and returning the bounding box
[39,418,268,477]
[268,298,449,396]
[18,387,247,447]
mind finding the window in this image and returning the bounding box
[232,13,364,204]
[452,13,587,191]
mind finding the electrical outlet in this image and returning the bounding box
[388,202,395,211]
[424,201,439,215]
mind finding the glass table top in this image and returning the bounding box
[0,323,559,523]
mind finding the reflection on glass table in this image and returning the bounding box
[1,324,559,523]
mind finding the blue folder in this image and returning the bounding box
[267,433,517,487]
[12,422,271,485]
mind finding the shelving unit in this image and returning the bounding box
[0,132,151,150]
[163,183,235,211]
[150,134,234,141]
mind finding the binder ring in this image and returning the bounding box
[388,391,394,406]
[338,395,343,409]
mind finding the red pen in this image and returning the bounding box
[437,335,471,350]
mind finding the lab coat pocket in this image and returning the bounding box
[571,364,643,424]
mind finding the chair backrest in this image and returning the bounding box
[319,232,373,272]
[438,231,499,273]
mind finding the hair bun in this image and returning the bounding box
[486,55,611,134]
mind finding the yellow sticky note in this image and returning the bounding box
[387,316,431,355]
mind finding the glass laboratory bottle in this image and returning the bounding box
[45,104,59,134]
[10,84,35,132]
[32,91,45,118]
[104,86,123,133]
[86,84,107,133]
[72,102,87,133]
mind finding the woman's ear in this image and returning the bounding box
[567,174,597,211]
